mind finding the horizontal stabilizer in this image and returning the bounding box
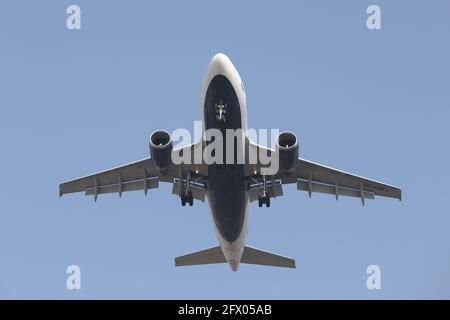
[175,245,295,269]
[175,246,226,267]
[241,246,296,268]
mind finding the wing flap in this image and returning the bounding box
[297,179,375,200]
[85,177,159,196]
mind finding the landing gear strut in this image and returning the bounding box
[181,171,194,207]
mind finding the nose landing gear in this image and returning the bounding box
[215,100,227,123]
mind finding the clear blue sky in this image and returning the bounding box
[1,1,449,299]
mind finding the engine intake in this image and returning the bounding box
[276,131,298,173]
[149,130,173,171]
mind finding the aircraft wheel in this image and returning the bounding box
[187,191,193,206]
[258,197,263,207]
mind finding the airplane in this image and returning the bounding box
[59,53,401,271]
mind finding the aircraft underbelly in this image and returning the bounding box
[204,74,247,243]
[207,165,246,242]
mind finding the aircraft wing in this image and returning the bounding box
[245,141,401,204]
[59,142,208,201]
[59,157,159,199]
[290,158,401,201]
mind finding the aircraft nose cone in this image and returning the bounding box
[209,53,234,72]
[211,53,231,65]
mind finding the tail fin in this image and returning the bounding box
[175,245,295,269]
[175,246,226,267]
[241,246,296,268]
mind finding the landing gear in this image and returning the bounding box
[181,171,194,207]
[258,191,270,207]
[215,100,227,123]
[258,175,271,207]
[181,191,193,207]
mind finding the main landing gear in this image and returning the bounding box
[258,191,270,208]
[181,171,194,206]
[181,191,193,207]
[258,175,271,207]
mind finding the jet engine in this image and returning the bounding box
[276,131,298,173]
[149,130,173,171]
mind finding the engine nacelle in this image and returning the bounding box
[276,131,298,173]
[149,130,173,171]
